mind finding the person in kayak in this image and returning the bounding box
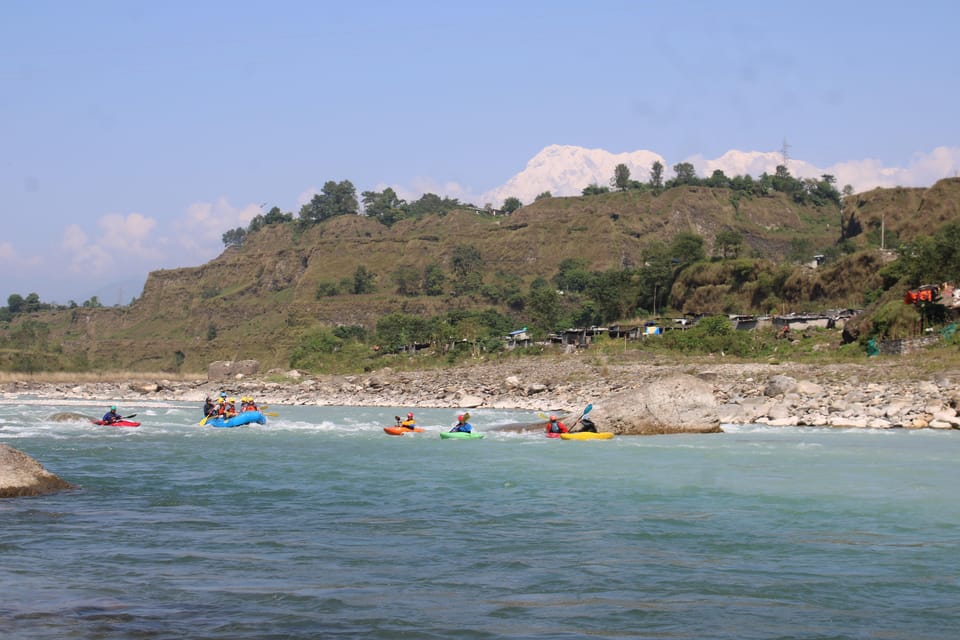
[577,417,598,433]
[545,415,568,435]
[450,414,472,433]
[400,412,417,429]
[102,405,123,424]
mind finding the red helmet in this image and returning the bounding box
[457,414,464,421]
[550,415,557,421]
[407,412,414,418]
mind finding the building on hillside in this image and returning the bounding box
[504,327,532,349]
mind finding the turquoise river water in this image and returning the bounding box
[1,400,958,639]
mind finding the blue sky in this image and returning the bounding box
[2,0,958,304]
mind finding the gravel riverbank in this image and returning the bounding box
[4,353,960,431]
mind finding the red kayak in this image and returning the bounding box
[91,419,141,428]
[384,426,425,436]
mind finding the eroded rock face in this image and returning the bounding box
[207,360,260,381]
[0,444,76,498]
[590,374,722,435]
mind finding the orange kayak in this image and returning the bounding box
[384,426,425,436]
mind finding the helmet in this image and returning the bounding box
[220,392,227,397]
[110,405,117,411]
[228,397,236,403]
[407,412,414,418]
[457,414,464,421]
[550,415,557,421]
[218,398,225,403]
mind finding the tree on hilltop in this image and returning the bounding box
[582,183,610,196]
[611,163,631,191]
[649,161,664,192]
[502,197,522,214]
[299,180,358,225]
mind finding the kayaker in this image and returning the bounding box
[577,417,598,433]
[545,415,568,435]
[401,412,416,429]
[449,414,472,433]
[102,405,122,424]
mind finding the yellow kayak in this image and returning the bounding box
[560,432,614,440]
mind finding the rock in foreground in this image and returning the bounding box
[0,444,76,498]
[592,374,722,435]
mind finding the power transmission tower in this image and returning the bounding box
[781,137,791,169]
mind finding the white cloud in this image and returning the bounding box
[0,241,16,261]
[98,212,161,259]
[173,197,263,258]
[62,223,112,275]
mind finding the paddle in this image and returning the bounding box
[568,403,593,432]
[123,414,137,419]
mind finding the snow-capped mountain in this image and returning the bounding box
[481,145,664,206]
[479,144,960,207]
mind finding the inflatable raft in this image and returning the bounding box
[206,411,267,428]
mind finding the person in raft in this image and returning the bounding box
[450,414,473,433]
[545,415,568,435]
[102,405,123,424]
[400,412,417,429]
[202,396,216,418]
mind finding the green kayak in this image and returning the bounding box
[440,431,484,440]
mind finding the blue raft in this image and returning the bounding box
[207,411,267,428]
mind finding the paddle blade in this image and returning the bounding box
[123,414,137,419]
[199,416,209,426]
[263,412,279,417]
[583,404,593,415]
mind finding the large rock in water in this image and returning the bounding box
[591,374,722,435]
[0,444,76,498]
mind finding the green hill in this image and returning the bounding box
[3,178,959,374]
